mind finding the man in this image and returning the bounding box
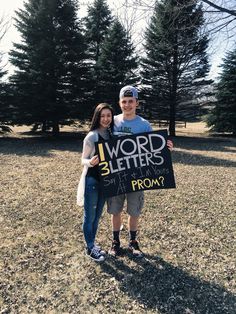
[107,85,173,258]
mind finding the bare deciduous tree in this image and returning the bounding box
[0,15,11,133]
[0,15,10,75]
[117,0,236,35]
[202,0,236,17]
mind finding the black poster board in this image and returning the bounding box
[95,130,175,197]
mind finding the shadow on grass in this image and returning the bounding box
[172,150,236,168]
[173,136,236,153]
[100,254,235,314]
[0,133,84,157]
[171,136,236,168]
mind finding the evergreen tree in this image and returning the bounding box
[97,19,138,111]
[84,0,113,107]
[141,0,209,136]
[207,47,236,135]
[85,0,112,62]
[9,0,88,134]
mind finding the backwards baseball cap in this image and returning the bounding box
[119,85,138,99]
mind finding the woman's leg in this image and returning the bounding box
[92,187,105,244]
[83,176,99,250]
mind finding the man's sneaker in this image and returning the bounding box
[128,240,144,258]
[94,244,106,255]
[109,240,121,257]
[87,246,105,262]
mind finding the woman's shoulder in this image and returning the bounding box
[84,130,99,143]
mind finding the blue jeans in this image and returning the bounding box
[83,176,105,250]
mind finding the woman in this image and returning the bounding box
[77,103,114,262]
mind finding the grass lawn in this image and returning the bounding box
[0,123,235,313]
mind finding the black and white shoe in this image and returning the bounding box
[94,244,106,255]
[87,246,105,262]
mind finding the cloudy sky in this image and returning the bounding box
[1,0,235,79]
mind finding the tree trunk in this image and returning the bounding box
[52,121,60,135]
[169,99,176,137]
[169,42,178,137]
[42,121,47,132]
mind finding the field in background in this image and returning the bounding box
[10,121,210,137]
[0,122,235,313]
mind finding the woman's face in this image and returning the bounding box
[99,108,112,129]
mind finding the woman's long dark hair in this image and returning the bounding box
[90,103,114,136]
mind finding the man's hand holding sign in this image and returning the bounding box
[96,129,175,198]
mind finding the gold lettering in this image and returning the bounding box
[99,162,110,176]
[98,143,105,161]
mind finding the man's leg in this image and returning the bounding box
[128,215,139,244]
[112,213,122,231]
[107,195,125,257]
[128,215,143,257]
[109,213,122,256]
[127,191,144,258]
[112,212,122,244]
[128,215,139,232]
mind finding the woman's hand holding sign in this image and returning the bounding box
[167,140,173,151]
[90,155,99,166]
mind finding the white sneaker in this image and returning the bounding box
[87,246,105,262]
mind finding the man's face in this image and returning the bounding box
[119,97,138,117]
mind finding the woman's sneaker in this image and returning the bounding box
[94,244,106,255]
[87,246,105,262]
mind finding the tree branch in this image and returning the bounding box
[201,0,236,17]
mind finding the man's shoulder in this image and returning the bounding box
[134,115,152,129]
[136,115,150,124]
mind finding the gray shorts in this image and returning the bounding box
[107,191,144,216]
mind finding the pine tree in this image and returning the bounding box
[85,0,112,62]
[97,19,138,110]
[207,47,236,135]
[9,0,88,134]
[141,0,209,136]
[84,0,113,107]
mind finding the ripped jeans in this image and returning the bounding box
[82,176,105,250]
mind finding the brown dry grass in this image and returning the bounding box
[0,122,236,313]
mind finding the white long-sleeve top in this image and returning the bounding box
[77,129,109,206]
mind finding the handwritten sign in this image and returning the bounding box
[96,130,175,197]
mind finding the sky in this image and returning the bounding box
[1,0,235,79]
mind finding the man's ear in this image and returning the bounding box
[136,100,139,108]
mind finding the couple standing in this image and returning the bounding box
[77,85,173,262]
